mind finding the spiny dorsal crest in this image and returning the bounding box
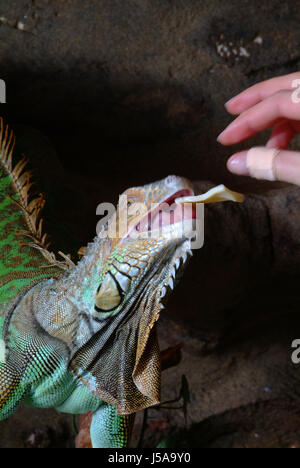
[0,118,74,271]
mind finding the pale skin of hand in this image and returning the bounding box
[217,72,300,186]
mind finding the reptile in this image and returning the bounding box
[0,118,244,448]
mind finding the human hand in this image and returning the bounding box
[217,72,300,186]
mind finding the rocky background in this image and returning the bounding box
[1,0,300,448]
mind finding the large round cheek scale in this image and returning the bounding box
[246,147,279,181]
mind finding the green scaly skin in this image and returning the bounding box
[0,120,195,447]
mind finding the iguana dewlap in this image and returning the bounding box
[0,119,244,448]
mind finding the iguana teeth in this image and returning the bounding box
[160,286,167,298]
[171,267,176,279]
[168,277,174,290]
[175,258,180,270]
[181,253,187,264]
[187,249,193,257]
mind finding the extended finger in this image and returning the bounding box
[225,72,300,115]
[227,147,300,186]
[218,90,300,145]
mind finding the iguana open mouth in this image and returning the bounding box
[134,188,194,233]
[133,185,245,234]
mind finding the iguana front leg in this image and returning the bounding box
[90,404,135,448]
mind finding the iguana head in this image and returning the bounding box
[68,175,197,414]
[94,174,195,320]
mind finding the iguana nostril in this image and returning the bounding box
[165,175,179,186]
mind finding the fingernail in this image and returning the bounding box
[224,97,236,108]
[217,128,230,143]
[217,121,240,144]
[227,152,248,175]
[217,131,225,143]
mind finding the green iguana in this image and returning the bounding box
[0,119,244,448]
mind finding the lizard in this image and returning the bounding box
[0,118,244,448]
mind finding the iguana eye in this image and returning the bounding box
[95,272,122,312]
[94,269,132,315]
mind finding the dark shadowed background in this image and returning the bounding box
[1,0,300,448]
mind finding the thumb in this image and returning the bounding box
[227,147,300,186]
